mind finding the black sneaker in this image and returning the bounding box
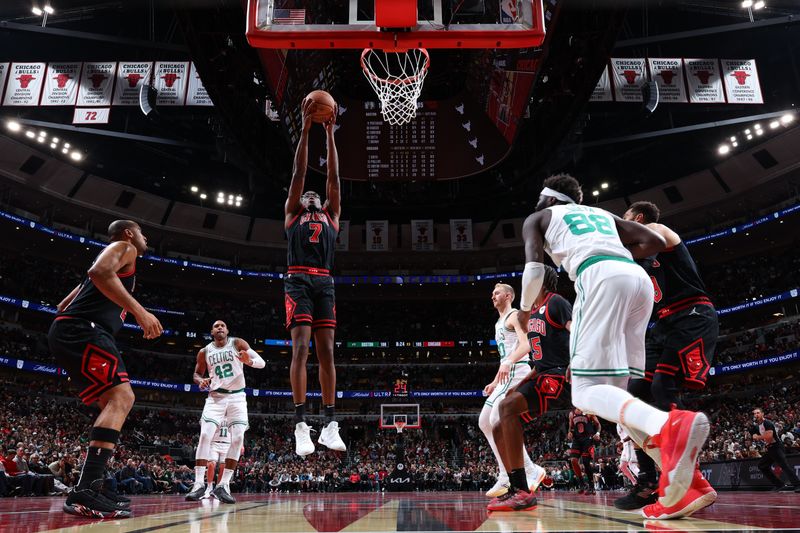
[101,481,131,507]
[63,483,132,519]
[212,484,236,504]
[185,484,207,501]
[613,480,658,510]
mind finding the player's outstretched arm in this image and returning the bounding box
[194,348,210,390]
[235,338,265,369]
[286,99,315,225]
[56,284,82,313]
[646,222,681,248]
[613,217,667,259]
[323,106,341,221]
[88,241,162,339]
[518,211,552,324]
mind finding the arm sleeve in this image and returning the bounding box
[520,262,546,312]
[246,348,265,369]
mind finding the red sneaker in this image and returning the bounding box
[642,471,716,520]
[487,489,538,512]
[654,410,709,507]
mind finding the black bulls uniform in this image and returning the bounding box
[47,262,134,405]
[641,242,718,390]
[284,208,338,330]
[517,292,572,423]
[569,410,597,459]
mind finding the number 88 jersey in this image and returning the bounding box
[205,337,245,392]
[544,204,633,281]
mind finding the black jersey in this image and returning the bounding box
[286,208,338,274]
[639,241,712,318]
[57,259,136,335]
[571,410,596,438]
[527,292,572,372]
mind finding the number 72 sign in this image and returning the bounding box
[72,107,110,124]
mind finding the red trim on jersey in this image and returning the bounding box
[54,315,77,321]
[657,296,713,320]
[287,266,331,276]
[663,245,677,252]
[286,211,302,230]
[117,268,136,278]
[543,293,566,329]
[323,208,340,232]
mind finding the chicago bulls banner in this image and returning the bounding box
[334,220,349,251]
[648,58,687,103]
[685,58,725,103]
[610,58,646,102]
[3,63,46,106]
[77,62,117,106]
[721,59,763,104]
[186,63,213,106]
[0,63,9,102]
[41,62,81,106]
[154,61,190,106]
[411,219,434,251]
[72,107,110,125]
[450,219,473,250]
[113,62,153,105]
[589,64,613,102]
[366,220,389,251]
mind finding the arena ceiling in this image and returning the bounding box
[0,0,799,223]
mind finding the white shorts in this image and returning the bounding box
[200,392,249,430]
[210,442,230,463]
[485,362,532,426]
[621,440,637,464]
[569,259,653,379]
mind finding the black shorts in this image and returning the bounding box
[569,438,595,459]
[517,367,569,423]
[645,302,718,389]
[284,273,336,330]
[47,317,129,405]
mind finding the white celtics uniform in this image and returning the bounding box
[200,337,249,431]
[544,204,653,379]
[485,309,532,412]
[211,422,232,463]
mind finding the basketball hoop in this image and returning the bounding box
[394,420,407,434]
[361,48,430,126]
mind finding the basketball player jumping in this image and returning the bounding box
[201,419,232,500]
[518,174,710,514]
[567,407,601,494]
[481,283,546,500]
[48,220,163,518]
[612,201,718,518]
[186,320,264,504]
[489,265,571,512]
[286,98,346,456]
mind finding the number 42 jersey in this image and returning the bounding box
[544,204,633,281]
[205,337,245,392]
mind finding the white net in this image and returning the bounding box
[361,48,430,126]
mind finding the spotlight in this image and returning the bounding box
[732,141,738,147]
[600,183,608,189]
[70,151,83,161]
[199,193,207,200]
[769,121,780,129]
[63,142,70,148]
[235,195,243,202]
[592,190,599,197]
[25,130,35,138]
[52,137,59,143]
[741,0,753,6]
[32,6,43,15]
[781,113,795,124]
[754,0,765,8]
[43,5,54,14]
[754,123,761,129]
[235,202,241,207]
[227,199,234,205]
[37,136,46,143]
[62,148,68,154]
[6,121,21,132]
[228,194,234,200]
[39,131,46,137]
[216,197,224,204]
[756,129,763,136]
[730,136,736,142]
[49,142,57,149]
[190,186,199,193]
[744,129,751,134]
[718,144,730,155]
[746,134,753,140]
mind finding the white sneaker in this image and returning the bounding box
[201,483,214,500]
[486,473,509,498]
[526,463,547,493]
[318,421,347,451]
[295,422,315,456]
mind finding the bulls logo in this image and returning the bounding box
[652,259,660,267]
[541,376,560,395]
[679,339,709,387]
[658,70,675,85]
[621,70,638,84]
[161,73,180,87]
[732,70,750,85]
[88,73,107,88]
[54,73,72,88]
[694,70,713,84]
[684,348,704,372]
[16,74,35,88]
[125,73,143,87]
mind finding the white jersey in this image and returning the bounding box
[544,204,632,281]
[205,337,246,391]
[212,422,232,448]
[494,309,528,363]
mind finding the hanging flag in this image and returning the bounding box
[411,220,434,251]
[272,9,305,24]
[648,58,687,103]
[72,107,111,125]
[334,220,349,251]
[450,219,473,250]
[186,63,213,106]
[41,62,81,106]
[366,220,389,251]
[589,64,613,102]
[685,58,725,104]
[721,59,763,104]
[113,62,153,105]
[610,58,647,102]
[154,61,190,106]
[0,63,10,103]
[2,63,46,106]
[77,62,117,106]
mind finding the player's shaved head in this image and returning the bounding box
[108,220,140,240]
[494,283,515,301]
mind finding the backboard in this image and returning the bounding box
[379,403,421,430]
[246,0,545,50]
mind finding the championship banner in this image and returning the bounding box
[685,58,725,104]
[411,219,434,251]
[334,220,349,251]
[0,63,11,102]
[77,62,117,106]
[589,64,613,102]
[648,58,687,103]
[186,63,213,106]
[2,63,46,106]
[610,58,647,102]
[72,107,110,125]
[366,220,389,251]
[450,219,473,250]
[721,59,763,104]
[154,61,190,106]
[113,62,152,105]
[41,62,81,106]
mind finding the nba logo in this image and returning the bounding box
[22,300,29,309]
[79,237,85,243]
[791,289,798,298]
[184,384,191,392]
[337,391,344,399]
[17,360,24,369]
[253,389,260,396]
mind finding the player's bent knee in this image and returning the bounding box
[105,383,135,413]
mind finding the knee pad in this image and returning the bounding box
[226,424,247,462]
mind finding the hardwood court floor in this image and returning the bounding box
[2,490,799,533]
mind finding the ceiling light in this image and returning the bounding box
[756,129,763,136]
[744,129,751,134]
[64,142,70,148]
[6,121,21,132]
[32,6,43,15]
[236,195,243,201]
[769,121,779,129]
[235,202,241,207]
[37,136,46,143]
[600,183,608,189]
[718,144,730,155]
[729,136,736,142]
[49,142,57,149]
[781,113,795,124]
[228,194,234,200]
[746,134,753,140]
[741,0,753,7]
[190,186,198,193]
[70,151,83,161]
[753,0,765,8]
[592,190,599,197]
[43,5,54,14]
[753,123,761,129]
[62,148,68,154]
[227,199,234,205]
[199,193,207,200]
[25,130,35,138]
[732,141,738,147]
[51,136,59,143]
[216,197,224,204]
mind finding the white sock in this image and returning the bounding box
[572,378,669,437]
[204,482,214,494]
[622,424,663,468]
[194,466,207,488]
[220,468,234,487]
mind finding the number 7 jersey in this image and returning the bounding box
[544,204,633,281]
[205,337,246,392]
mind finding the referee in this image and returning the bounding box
[750,408,800,492]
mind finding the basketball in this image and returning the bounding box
[305,90,336,123]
